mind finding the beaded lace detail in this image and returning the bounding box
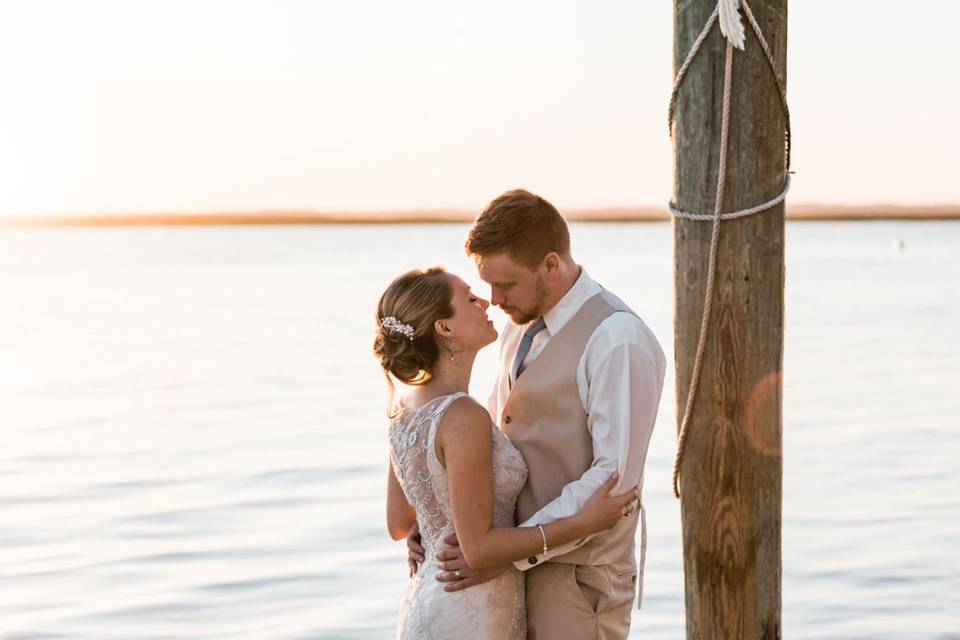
[389,392,528,639]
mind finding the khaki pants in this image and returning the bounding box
[525,561,637,640]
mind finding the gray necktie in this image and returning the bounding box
[512,318,547,384]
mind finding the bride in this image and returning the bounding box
[374,267,638,639]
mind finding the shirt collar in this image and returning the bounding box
[541,266,601,336]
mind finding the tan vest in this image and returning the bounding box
[500,290,640,566]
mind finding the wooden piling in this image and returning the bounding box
[672,1,787,638]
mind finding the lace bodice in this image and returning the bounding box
[388,392,528,557]
[388,392,528,639]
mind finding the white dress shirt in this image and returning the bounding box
[488,268,666,573]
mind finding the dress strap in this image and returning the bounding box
[431,391,470,417]
[424,392,471,474]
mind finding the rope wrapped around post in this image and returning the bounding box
[669,0,791,499]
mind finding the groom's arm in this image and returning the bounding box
[513,319,665,570]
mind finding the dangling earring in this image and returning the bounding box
[448,336,456,361]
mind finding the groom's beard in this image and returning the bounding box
[502,274,549,325]
[504,307,537,325]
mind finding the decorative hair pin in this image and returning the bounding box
[381,316,415,340]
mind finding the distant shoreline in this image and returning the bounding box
[2,205,959,227]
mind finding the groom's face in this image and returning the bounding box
[475,253,547,325]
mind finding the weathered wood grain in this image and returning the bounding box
[672,0,786,638]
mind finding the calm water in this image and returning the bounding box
[1,222,958,639]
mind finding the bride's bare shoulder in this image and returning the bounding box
[433,396,493,467]
[439,396,492,437]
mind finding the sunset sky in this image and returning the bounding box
[1,0,958,217]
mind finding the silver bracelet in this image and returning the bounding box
[537,524,548,556]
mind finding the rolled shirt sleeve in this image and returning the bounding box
[512,314,665,570]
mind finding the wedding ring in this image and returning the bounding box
[454,569,462,578]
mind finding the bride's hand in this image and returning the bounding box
[577,473,639,535]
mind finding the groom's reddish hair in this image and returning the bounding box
[466,189,571,269]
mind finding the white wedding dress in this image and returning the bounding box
[388,392,528,639]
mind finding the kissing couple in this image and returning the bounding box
[374,190,666,639]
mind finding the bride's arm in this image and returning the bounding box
[439,398,636,571]
[387,460,417,540]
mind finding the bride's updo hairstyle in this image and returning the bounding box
[373,267,454,387]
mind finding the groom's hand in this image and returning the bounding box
[434,532,507,592]
[406,522,425,577]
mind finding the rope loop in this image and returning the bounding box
[669,173,791,221]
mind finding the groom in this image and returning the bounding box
[409,189,665,639]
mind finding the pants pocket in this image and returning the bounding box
[575,562,638,616]
[608,562,638,613]
[573,564,609,615]
[614,563,637,579]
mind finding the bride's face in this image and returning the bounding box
[438,275,498,352]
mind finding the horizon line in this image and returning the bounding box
[2,204,960,227]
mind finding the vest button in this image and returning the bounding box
[527,556,538,565]
[504,415,512,424]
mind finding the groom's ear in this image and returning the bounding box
[542,252,561,275]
